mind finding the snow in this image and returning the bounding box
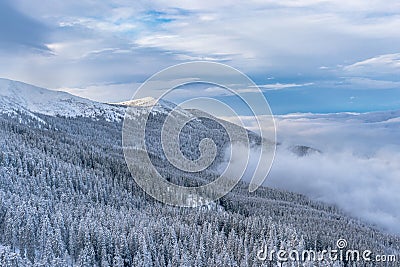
[0,78,125,122]
[0,78,196,126]
[117,97,161,107]
[115,96,190,117]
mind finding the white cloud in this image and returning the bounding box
[223,111,400,234]
[1,0,399,96]
[59,82,141,103]
[344,53,400,76]
[341,77,400,89]
[233,82,314,93]
[267,146,400,234]
[256,82,314,90]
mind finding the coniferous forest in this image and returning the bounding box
[0,111,399,267]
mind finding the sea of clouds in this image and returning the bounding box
[224,110,400,235]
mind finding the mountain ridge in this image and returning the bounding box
[2,77,400,124]
[0,78,125,122]
[0,78,399,265]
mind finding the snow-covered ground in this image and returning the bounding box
[0,78,125,122]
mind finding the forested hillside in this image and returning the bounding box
[0,111,399,266]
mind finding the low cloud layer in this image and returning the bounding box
[225,111,400,234]
[267,145,400,235]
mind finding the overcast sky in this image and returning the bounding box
[0,0,399,113]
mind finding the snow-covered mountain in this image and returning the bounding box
[114,96,194,119]
[1,97,399,266]
[2,77,399,161]
[0,78,125,122]
[0,78,355,162]
[116,96,177,110]
[0,78,399,265]
[0,78,202,124]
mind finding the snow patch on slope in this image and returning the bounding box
[0,78,124,122]
[115,96,190,117]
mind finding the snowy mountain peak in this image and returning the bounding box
[114,96,193,119]
[116,97,159,107]
[115,96,178,110]
[0,78,124,122]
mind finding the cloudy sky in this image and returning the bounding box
[1,0,399,234]
[0,0,400,113]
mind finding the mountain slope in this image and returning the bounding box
[0,78,124,122]
[0,79,399,266]
[0,111,399,266]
